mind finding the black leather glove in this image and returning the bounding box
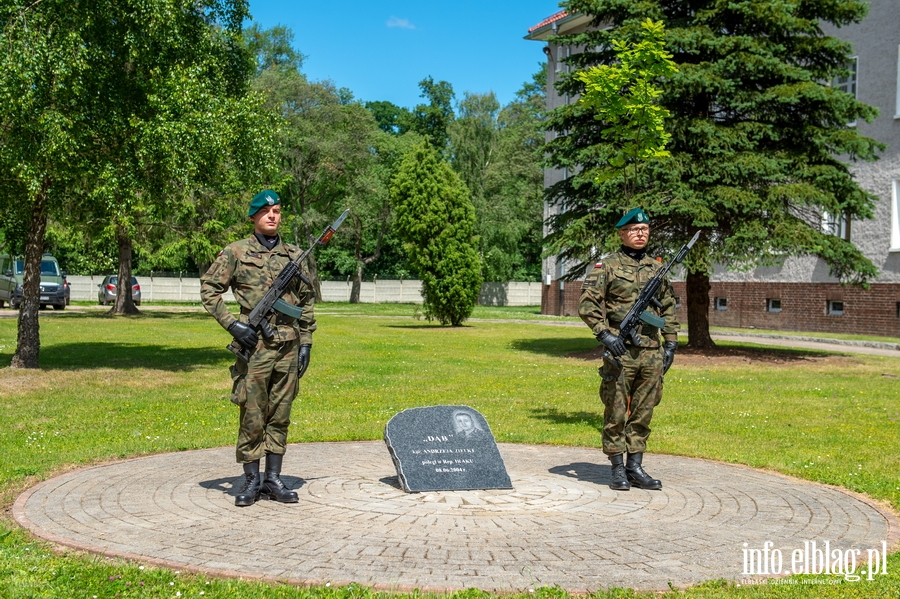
[297,344,311,378]
[228,321,259,349]
[662,340,677,374]
[598,330,626,357]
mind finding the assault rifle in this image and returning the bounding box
[228,209,350,362]
[604,230,701,370]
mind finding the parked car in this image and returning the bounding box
[0,253,67,310]
[98,275,141,306]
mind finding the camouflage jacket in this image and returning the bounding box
[200,236,316,345]
[578,250,678,348]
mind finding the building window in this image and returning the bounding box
[766,299,782,313]
[892,179,900,251]
[835,57,858,126]
[896,45,900,119]
[827,300,844,316]
[674,296,681,309]
[822,211,851,241]
[714,297,727,311]
[556,45,565,73]
[896,302,900,318]
[835,57,858,97]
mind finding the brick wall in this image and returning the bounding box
[542,280,584,317]
[543,281,900,337]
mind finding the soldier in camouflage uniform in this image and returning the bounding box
[578,208,678,491]
[201,190,316,507]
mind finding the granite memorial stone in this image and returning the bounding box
[384,405,512,492]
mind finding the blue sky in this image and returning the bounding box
[246,1,562,109]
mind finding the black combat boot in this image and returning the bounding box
[608,453,631,491]
[260,453,299,503]
[626,452,662,490]
[234,460,261,507]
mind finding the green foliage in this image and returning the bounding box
[316,129,423,292]
[254,65,414,289]
[245,22,306,75]
[548,0,883,285]
[449,67,546,282]
[43,222,117,276]
[392,141,483,325]
[0,0,275,334]
[406,76,456,152]
[575,19,677,194]
[365,100,412,135]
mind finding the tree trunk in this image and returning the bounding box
[685,270,715,348]
[11,177,50,369]
[348,213,383,305]
[349,264,363,303]
[111,224,140,315]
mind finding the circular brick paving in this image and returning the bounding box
[13,442,898,592]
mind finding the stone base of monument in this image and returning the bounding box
[384,405,512,492]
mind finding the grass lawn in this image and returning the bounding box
[0,304,898,598]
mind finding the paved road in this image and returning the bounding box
[14,442,899,592]
[708,334,900,358]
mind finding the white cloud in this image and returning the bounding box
[386,16,415,29]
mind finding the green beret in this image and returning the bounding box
[615,207,650,228]
[248,190,280,217]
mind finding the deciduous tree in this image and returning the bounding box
[407,77,456,152]
[449,69,546,282]
[0,0,272,366]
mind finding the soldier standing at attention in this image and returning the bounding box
[578,208,678,491]
[201,190,316,507]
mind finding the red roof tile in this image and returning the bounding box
[528,10,569,33]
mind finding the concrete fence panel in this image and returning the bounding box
[68,276,540,306]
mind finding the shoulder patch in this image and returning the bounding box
[595,262,603,268]
[217,249,224,257]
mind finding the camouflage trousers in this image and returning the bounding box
[229,338,300,463]
[598,344,665,456]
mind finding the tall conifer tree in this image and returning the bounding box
[547,0,882,347]
[392,141,482,326]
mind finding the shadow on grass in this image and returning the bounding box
[561,342,835,364]
[511,335,839,364]
[29,310,207,321]
[529,406,603,434]
[384,324,474,330]
[509,337,596,358]
[0,342,229,371]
